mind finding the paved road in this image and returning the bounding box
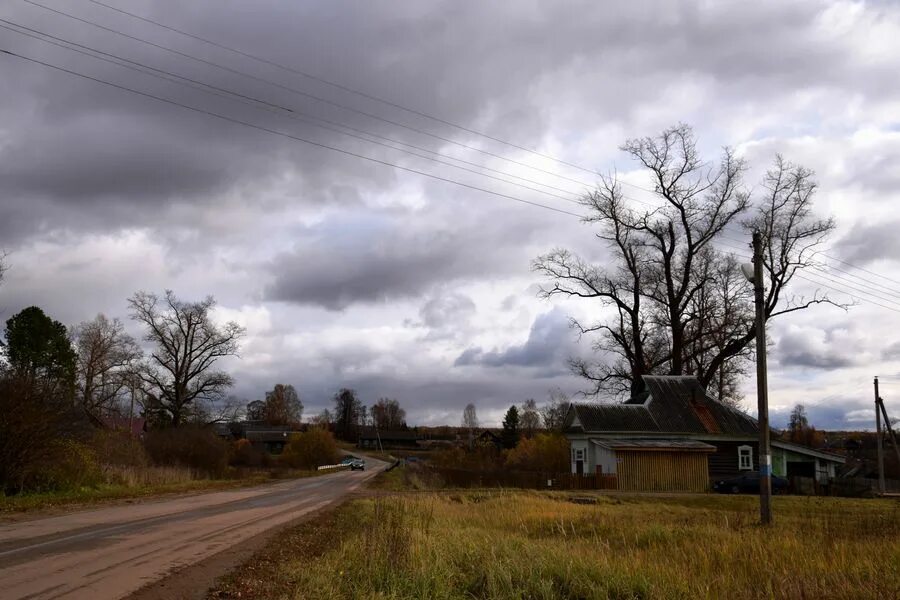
[0,462,383,600]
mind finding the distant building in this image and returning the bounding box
[357,427,420,449]
[220,421,295,454]
[564,375,845,492]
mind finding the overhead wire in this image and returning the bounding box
[13,1,900,313]
[0,19,592,206]
[0,48,586,219]
[82,0,605,179]
[21,0,600,190]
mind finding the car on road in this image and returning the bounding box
[339,456,357,466]
[349,459,366,471]
[713,472,789,494]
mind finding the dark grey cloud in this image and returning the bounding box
[775,325,866,370]
[455,308,574,374]
[5,0,898,246]
[834,221,900,266]
[3,0,900,428]
[263,204,553,310]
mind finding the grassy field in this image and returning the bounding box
[210,489,900,600]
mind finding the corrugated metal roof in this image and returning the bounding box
[570,402,659,432]
[568,375,759,435]
[592,438,716,452]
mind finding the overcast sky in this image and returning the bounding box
[2,0,900,429]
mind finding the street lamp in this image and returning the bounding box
[742,231,772,525]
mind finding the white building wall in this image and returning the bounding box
[570,438,591,473]
[594,445,618,475]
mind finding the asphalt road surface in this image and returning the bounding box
[0,461,383,600]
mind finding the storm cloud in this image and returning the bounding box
[2,0,900,427]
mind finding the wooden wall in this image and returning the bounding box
[708,440,759,479]
[616,451,710,492]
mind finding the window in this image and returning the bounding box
[738,445,753,470]
[575,448,585,461]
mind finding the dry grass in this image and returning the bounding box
[218,491,900,600]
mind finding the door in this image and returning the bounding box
[576,460,584,475]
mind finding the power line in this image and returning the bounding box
[0,19,293,112]
[808,265,900,306]
[22,0,599,190]
[0,19,588,207]
[83,0,604,179]
[714,241,900,313]
[0,47,586,220]
[793,272,900,314]
[16,2,900,309]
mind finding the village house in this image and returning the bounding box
[356,427,421,450]
[564,375,845,492]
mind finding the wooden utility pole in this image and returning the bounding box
[752,232,772,525]
[876,377,885,494]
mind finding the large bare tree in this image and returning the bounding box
[534,125,838,404]
[72,314,142,421]
[129,291,244,427]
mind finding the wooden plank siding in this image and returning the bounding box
[708,440,759,479]
[617,451,710,492]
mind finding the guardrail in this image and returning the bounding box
[316,464,350,471]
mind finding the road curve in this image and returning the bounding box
[0,462,383,600]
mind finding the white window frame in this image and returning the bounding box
[738,445,753,471]
[575,448,585,461]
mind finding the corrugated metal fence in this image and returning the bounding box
[616,451,710,492]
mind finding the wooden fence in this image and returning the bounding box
[427,467,617,490]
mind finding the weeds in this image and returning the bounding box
[234,492,900,600]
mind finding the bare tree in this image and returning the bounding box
[540,389,570,431]
[310,408,333,428]
[520,398,541,437]
[72,314,142,421]
[128,290,244,427]
[372,397,406,430]
[333,388,363,440]
[461,402,479,432]
[534,124,839,403]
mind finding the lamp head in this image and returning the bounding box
[740,263,755,283]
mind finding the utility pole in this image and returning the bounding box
[875,377,886,494]
[752,231,772,525]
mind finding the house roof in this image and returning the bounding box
[101,416,146,437]
[772,440,845,464]
[567,375,758,436]
[592,438,717,452]
[357,427,420,441]
[245,430,292,443]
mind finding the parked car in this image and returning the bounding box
[713,472,789,494]
[350,459,366,471]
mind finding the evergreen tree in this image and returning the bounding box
[501,405,520,449]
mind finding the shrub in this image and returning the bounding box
[26,438,102,491]
[143,427,229,477]
[230,438,271,468]
[91,429,150,467]
[0,374,90,494]
[504,432,570,472]
[282,428,339,469]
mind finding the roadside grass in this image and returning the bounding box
[210,490,900,600]
[0,467,334,516]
